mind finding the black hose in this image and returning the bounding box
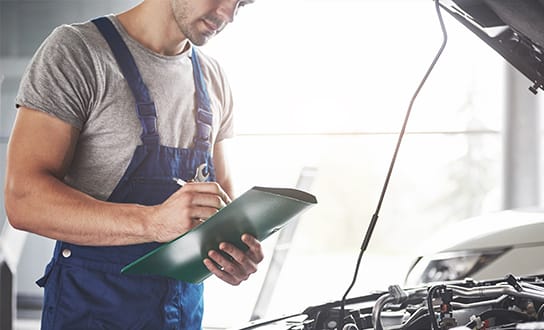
[426,285,445,330]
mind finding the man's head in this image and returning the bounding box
[171,0,254,46]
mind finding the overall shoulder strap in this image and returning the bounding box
[190,48,214,152]
[92,16,159,146]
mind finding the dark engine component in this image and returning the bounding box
[240,274,544,330]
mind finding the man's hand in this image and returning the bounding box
[150,182,231,243]
[203,234,264,285]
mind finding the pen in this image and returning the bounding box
[172,177,187,186]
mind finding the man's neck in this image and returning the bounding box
[116,1,189,56]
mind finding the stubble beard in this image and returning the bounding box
[171,0,210,46]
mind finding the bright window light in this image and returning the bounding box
[201,0,506,328]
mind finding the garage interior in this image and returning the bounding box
[1,0,544,329]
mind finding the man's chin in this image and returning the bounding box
[189,34,214,47]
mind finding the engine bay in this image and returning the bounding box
[240,274,544,330]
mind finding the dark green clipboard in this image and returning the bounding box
[121,186,317,283]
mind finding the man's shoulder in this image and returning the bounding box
[49,19,103,46]
[37,17,112,68]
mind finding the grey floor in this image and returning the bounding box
[13,320,40,330]
[14,319,40,330]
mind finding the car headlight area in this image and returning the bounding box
[405,248,510,286]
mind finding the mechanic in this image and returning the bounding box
[4,0,263,328]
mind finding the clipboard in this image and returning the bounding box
[121,186,317,283]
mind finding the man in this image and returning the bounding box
[4,0,263,328]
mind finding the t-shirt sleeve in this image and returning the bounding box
[15,25,97,129]
[215,64,235,142]
[198,50,235,143]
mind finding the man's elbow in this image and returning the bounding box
[5,203,25,232]
[4,183,31,232]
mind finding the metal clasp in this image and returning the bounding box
[193,163,210,182]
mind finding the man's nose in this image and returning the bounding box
[216,0,240,23]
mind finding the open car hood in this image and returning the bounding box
[439,0,544,94]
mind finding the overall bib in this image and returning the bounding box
[36,17,215,330]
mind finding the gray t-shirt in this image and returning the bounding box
[16,15,234,201]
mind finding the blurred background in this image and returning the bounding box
[1,0,543,329]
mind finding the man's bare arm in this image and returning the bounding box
[5,107,229,246]
[213,139,235,199]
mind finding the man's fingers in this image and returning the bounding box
[180,182,231,205]
[241,234,264,263]
[204,237,263,284]
[173,186,227,214]
[203,258,238,285]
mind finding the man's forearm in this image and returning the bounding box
[5,173,155,246]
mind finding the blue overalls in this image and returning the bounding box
[36,16,215,329]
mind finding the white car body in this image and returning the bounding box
[405,208,544,286]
